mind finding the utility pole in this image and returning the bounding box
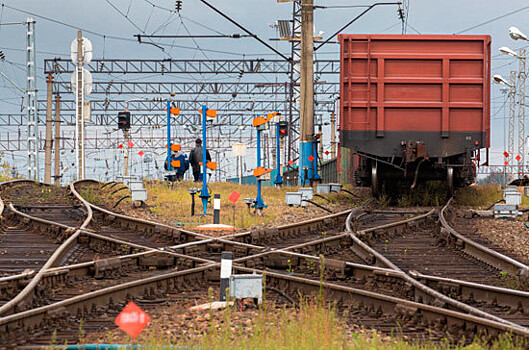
[123,129,130,177]
[330,111,336,159]
[508,71,516,180]
[517,48,527,177]
[76,30,85,180]
[299,0,315,185]
[54,94,61,185]
[26,18,38,181]
[44,74,53,184]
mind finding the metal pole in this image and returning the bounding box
[200,105,210,215]
[44,74,53,184]
[274,122,283,185]
[331,111,336,159]
[238,155,242,185]
[76,30,85,180]
[517,49,527,177]
[54,94,61,186]
[166,100,172,171]
[26,18,38,181]
[509,71,517,181]
[299,0,314,186]
[123,129,129,177]
[254,126,265,212]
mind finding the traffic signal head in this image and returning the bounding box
[118,111,131,130]
[278,121,288,137]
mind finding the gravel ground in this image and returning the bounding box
[472,216,529,265]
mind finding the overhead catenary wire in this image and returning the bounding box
[456,4,529,34]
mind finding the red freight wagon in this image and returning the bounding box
[338,34,491,194]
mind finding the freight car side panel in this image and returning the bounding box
[339,35,491,158]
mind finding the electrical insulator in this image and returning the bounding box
[118,111,131,130]
[278,121,288,137]
[175,0,182,11]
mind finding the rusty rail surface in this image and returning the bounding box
[0,180,93,316]
[4,180,529,344]
[440,198,529,276]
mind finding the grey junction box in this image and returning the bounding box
[316,183,331,194]
[286,192,305,206]
[229,274,263,304]
[330,183,343,193]
[298,187,314,200]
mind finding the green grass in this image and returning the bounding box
[59,297,527,350]
[455,185,502,207]
[79,180,367,231]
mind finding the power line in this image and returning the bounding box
[456,4,529,34]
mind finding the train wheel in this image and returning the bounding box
[371,162,379,197]
[446,166,454,196]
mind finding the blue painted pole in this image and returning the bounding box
[200,105,210,215]
[312,140,321,181]
[274,122,283,185]
[254,125,265,209]
[299,142,313,186]
[166,100,172,171]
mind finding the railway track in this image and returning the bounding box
[2,179,529,347]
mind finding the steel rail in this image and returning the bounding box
[345,205,529,331]
[234,266,529,338]
[411,271,529,313]
[440,198,529,276]
[0,180,93,316]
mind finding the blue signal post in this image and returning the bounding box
[199,105,210,215]
[166,100,172,171]
[274,122,283,186]
[254,123,267,211]
[312,140,321,182]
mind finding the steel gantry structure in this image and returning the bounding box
[0,55,339,182]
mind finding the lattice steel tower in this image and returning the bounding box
[517,49,527,176]
[26,18,38,180]
[508,70,516,179]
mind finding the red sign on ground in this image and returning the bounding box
[504,151,509,158]
[127,141,134,148]
[308,155,315,162]
[114,301,151,339]
[228,190,241,203]
[516,155,521,161]
[288,160,294,166]
[138,151,144,157]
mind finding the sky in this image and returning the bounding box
[0,0,527,181]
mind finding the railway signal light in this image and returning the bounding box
[118,111,131,130]
[278,121,288,137]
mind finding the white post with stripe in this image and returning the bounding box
[220,251,233,301]
[213,194,221,224]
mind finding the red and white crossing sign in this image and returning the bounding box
[114,301,151,339]
[138,150,144,157]
[516,155,521,161]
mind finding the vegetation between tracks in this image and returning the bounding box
[57,297,527,350]
[79,180,368,232]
